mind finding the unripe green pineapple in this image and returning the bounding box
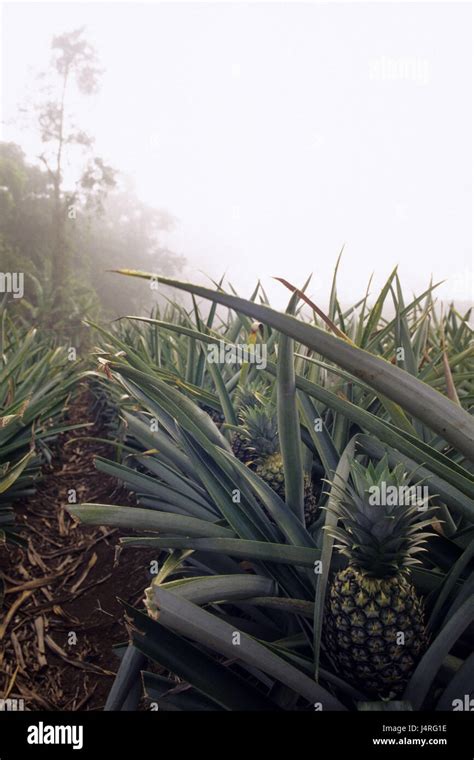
[233,403,319,526]
[323,457,434,698]
[231,385,263,465]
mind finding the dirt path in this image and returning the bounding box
[0,382,155,711]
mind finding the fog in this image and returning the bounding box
[1,1,472,309]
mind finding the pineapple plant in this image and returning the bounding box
[323,457,434,698]
[0,307,80,545]
[234,402,319,526]
[74,268,474,712]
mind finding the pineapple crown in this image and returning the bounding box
[239,403,280,457]
[325,456,436,578]
[234,384,264,419]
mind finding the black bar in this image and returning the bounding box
[0,711,472,758]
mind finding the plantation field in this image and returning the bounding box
[1,266,473,712]
[0,13,472,756]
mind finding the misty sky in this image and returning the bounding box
[1,1,472,308]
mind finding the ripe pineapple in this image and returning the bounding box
[323,457,433,698]
[234,403,319,526]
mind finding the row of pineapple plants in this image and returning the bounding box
[71,264,473,710]
[0,298,81,552]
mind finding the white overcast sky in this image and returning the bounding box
[1,1,472,308]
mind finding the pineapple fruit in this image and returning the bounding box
[233,402,319,526]
[323,457,433,698]
[230,385,262,465]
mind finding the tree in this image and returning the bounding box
[0,142,52,272]
[79,178,185,316]
[2,29,185,332]
[0,141,185,327]
[35,28,115,306]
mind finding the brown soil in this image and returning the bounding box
[0,382,156,711]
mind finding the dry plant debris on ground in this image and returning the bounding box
[0,384,156,710]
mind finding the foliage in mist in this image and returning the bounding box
[0,28,184,340]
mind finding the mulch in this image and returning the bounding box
[0,382,157,711]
